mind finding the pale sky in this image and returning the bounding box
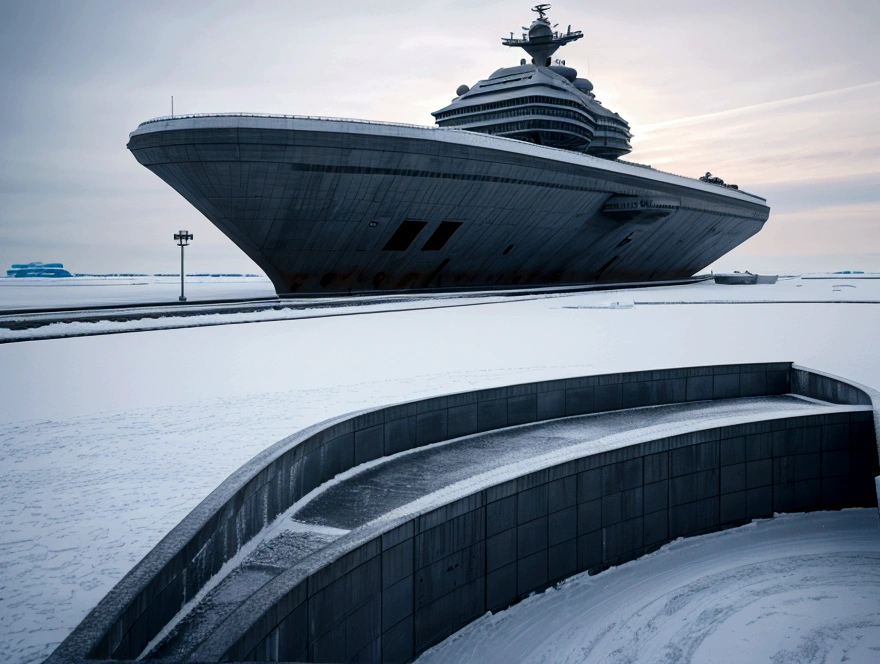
[1,0,878,275]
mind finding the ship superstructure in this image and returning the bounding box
[126,5,770,295]
[433,4,631,158]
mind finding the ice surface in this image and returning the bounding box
[1,277,879,663]
[3,275,880,342]
[416,509,880,664]
[0,275,275,311]
[0,289,556,343]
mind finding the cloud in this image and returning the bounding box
[628,79,880,187]
[742,202,880,257]
[397,35,486,51]
[638,80,880,131]
[2,0,879,273]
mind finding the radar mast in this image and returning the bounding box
[501,4,583,66]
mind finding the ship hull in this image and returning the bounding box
[128,116,770,295]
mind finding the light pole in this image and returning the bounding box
[174,230,193,301]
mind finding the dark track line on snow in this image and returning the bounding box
[3,296,877,345]
[634,300,880,305]
[0,297,547,344]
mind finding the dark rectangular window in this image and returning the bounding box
[595,255,619,279]
[421,221,463,251]
[383,220,427,251]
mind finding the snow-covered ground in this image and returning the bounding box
[1,276,879,663]
[2,273,878,314]
[0,275,276,311]
[3,275,880,343]
[416,509,880,664]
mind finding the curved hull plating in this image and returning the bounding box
[128,115,769,295]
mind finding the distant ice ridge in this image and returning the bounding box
[416,510,880,664]
[5,262,71,278]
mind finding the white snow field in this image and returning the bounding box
[0,275,276,311]
[416,509,880,664]
[3,274,880,342]
[1,276,879,663]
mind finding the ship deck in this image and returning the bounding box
[129,114,767,204]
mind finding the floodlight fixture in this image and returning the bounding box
[173,230,193,301]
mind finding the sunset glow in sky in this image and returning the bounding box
[1,0,878,274]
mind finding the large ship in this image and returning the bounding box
[128,5,769,295]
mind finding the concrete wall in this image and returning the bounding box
[792,363,880,510]
[228,409,878,662]
[47,363,879,664]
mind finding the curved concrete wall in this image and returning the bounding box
[227,410,878,663]
[47,363,880,664]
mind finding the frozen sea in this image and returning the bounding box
[0,274,276,311]
[1,275,879,663]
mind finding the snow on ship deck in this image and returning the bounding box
[129,114,767,205]
[143,394,868,661]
